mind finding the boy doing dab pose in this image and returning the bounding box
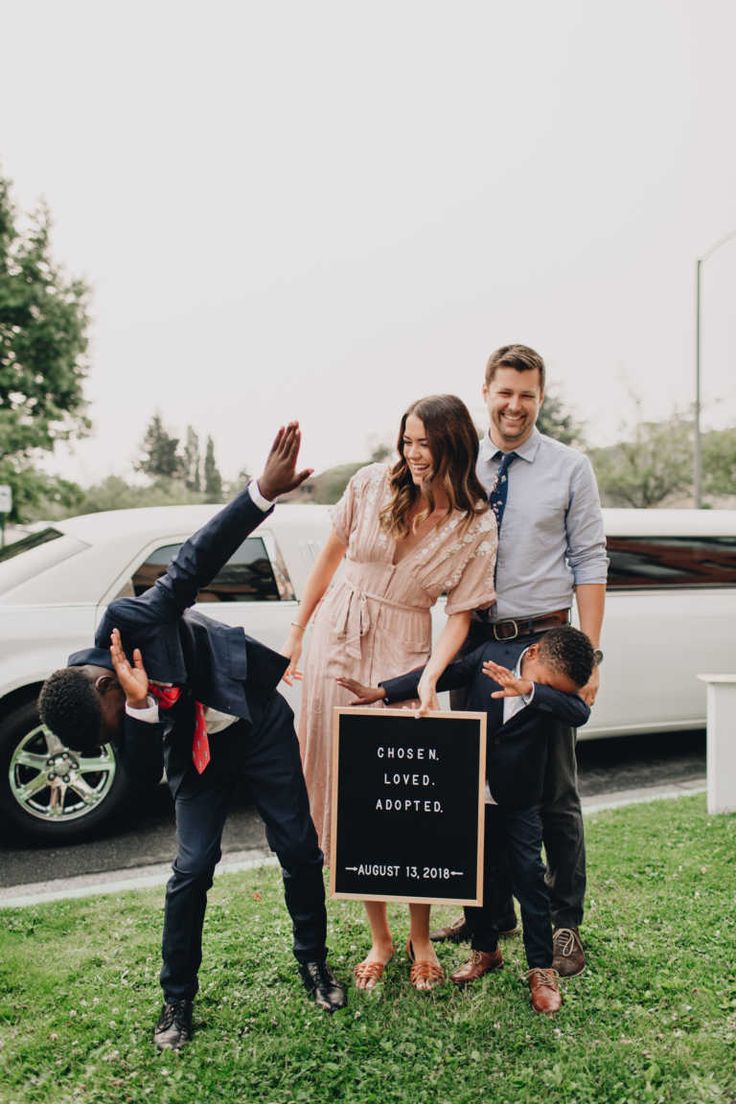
[338,625,594,1014]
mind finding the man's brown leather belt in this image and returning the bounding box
[490,609,570,641]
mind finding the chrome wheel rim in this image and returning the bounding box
[9,724,117,824]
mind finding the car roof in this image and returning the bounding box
[54,503,736,541]
[55,502,332,542]
[602,508,736,537]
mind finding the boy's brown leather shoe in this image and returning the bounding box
[528,968,562,1014]
[450,948,504,986]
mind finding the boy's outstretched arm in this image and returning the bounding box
[342,646,484,707]
[482,660,591,728]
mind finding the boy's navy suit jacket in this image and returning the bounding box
[68,486,288,796]
[380,639,590,810]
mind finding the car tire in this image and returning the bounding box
[0,698,134,844]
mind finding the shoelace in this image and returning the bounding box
[553,927,577,958]
[527,967,558,990]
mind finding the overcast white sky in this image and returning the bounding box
[2,0,736,484]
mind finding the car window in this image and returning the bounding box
[0,529,89,596]
[607,536,736,589]
[127,535,282,601]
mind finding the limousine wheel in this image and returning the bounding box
[0,700,131,844]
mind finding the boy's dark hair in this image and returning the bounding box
[38,668,102,753]
[537,626,594,689]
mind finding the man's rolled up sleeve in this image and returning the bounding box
[565,455,609,584]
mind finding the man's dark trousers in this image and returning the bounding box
[461,623,585,930]
[161,690,326,1002]
[464,804,552,967]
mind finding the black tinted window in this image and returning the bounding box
[130,536,281,601]
[607,536,736,589]
[0,528,62,563]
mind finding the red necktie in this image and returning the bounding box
[148,684,210,774]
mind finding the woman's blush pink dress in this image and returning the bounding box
[298,463,497,856]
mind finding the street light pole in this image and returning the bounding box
[694,229,736,508]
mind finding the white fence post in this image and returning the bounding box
[698,674,736,815]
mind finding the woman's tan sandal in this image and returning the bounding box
[409,959,444,990]
[353,960,387,990]
[406,939,444,990]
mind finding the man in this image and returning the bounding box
[38,423,347,1051]
[432,344,608,977]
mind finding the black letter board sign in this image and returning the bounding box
[330,708,486,905]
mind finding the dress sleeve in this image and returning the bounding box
[444,514,498,615]
[329,464,382,545]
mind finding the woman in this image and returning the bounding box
[282,394,496,991]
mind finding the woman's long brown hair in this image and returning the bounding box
[379,394,488,540]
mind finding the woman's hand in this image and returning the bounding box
[416,675,440,717]
[280,626,304,686]
[482,659,533,699]
[110,628,149,709]
[336,677,386,706]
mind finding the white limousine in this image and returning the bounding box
[1,503,735,842]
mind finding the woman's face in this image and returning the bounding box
[402,414,435,486]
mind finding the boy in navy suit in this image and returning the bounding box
[38,424,347,1050]
[338,625,594,1015]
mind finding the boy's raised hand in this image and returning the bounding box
[258,422,314,500]
[110,628,149,709]
[336,677,386,706]
[482,659,533,699]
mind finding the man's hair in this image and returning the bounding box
[38,668,102,753]
[537,626,594,689]
[484,344,546,392]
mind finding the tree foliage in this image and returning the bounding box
[703,427,736,498]
[588,411,694,508]
[0,172,91,519]
[203,435,223,500]
[135,412,184,481]
[183,425,201,492]
[537,387,584,446]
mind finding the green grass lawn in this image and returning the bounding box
[1,794,734,1104]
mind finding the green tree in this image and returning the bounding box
[703,427,736,498]
[203,435,223,500]
[135,412,183,480]
[537,387,584,446]
[182,424,201,491]
[588,411,694,507]
[0,172,91,520]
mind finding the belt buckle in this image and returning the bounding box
[492,619,519,642]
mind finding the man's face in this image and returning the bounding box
[482,366,543,450]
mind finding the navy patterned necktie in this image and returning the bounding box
[489,451,518,533]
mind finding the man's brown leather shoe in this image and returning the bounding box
[552,926,585,977]
[450,948,503,986]
[528,968,562,1014]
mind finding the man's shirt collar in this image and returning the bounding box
[479,425,542,464]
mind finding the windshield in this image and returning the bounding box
[0,529,88,597]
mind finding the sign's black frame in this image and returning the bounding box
[329,707,487,906]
